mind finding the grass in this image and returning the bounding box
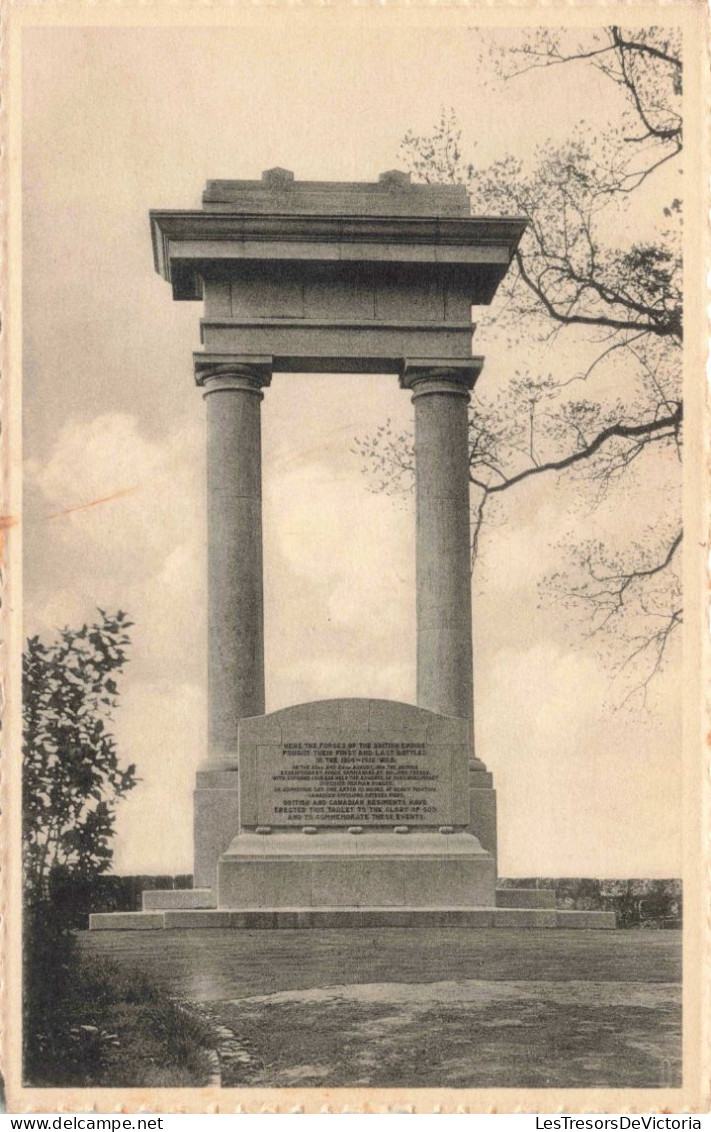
[75,954,216,1087]
[78,927,682,1089]
[79,926,681,998]
[24,944,216,1088]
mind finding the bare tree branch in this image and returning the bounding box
[372,27,685,700]
[476,404,682,496]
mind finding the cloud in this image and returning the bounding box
[24,409,208,759]
[26,411,206,573]
[266,459,414,637]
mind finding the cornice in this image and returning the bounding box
[199,317,476,333]
[150,210,527,286]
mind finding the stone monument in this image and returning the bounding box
[91,170,614,930]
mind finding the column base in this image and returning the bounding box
[469,766,497,862]
[193,768,240,891]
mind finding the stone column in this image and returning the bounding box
[202,364,271,766]
[404,367,476,732]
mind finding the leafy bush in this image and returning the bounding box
[23,610,136,907]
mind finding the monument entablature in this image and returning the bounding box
[150,168,525,377]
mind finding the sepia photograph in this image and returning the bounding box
[2,1,708,1113]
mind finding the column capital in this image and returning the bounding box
[399,358,484,400]
[195,353,273,396]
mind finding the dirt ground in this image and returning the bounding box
[79,927,681,1089]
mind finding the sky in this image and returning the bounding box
[21,19,682,877]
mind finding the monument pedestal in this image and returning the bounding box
[212,698,496,911]
[218,830,495,910]
[90,698,615,930]
[193,768,239,894]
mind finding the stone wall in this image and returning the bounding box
[498,878,683,928]
[56,875,193,927]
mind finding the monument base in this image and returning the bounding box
[140,882,561,912]
[90,905,617,930]
[89,699,615,931]
[217,830,495,909]
[92,872,616,930]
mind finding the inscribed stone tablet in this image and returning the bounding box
[237,699,471,829]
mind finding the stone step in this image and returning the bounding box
[142,888,216,911]
[495,888,556,910]
[90,906,617,931]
